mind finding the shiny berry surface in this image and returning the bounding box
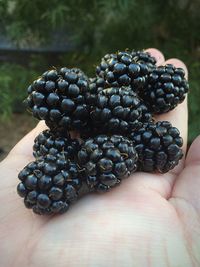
[129,121,183,173]
[78,135,138,192]
[26,68,90,133]
[17,155,87,215]
[140,64,189,114]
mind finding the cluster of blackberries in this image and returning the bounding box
[17,50,188,215]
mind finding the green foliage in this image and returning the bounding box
[0,0,199,60]
[1,0,199,50]
[0,0,199,140]
[0,63,38,120]
[188,62,200,143]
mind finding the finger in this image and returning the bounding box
[185,136,200,165]
[171,135,200,213]
[145,48,165,65]
[154,59,189,175]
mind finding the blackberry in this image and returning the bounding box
[33,129,80,160]
[96,51,152,90]
[26,67,90,133]
[81,91,153,139]
[17,156,87,215]
[90,87,148,134]
[78,135,138,192]
[129,121,183,173]
[140,64,189,114]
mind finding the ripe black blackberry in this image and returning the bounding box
[17,155,87,215]
[140,64,189,114]
[26,67,90,133]
[78,135,138,192]
[90,86,150,134]
[129,121,183,173]
[33,129,80,160]
[81,94,153,140]
[96,51,153,90]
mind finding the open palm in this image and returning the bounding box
[0,49,199,267]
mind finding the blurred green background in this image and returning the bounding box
[0,0,199,158]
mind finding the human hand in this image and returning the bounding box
[0,49,199,267]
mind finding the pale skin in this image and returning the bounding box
[0,48,200,267]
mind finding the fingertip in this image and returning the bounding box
[33,121,48,137]
[9,121,47,157]
[36,120,47,131]
[145,48,165,65]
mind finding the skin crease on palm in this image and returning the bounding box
[0,49,200,267]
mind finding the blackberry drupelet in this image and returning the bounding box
[140,64,189,114]
[17,155,87,215]
[138,102,153,123]
[85,77,106,105]
[79,77,107,139]
[131,50,156,65]
[96,51,152,90]
[26,67,90,133]
[129,121,183,173]
[59,67,88,80]
[89,77,105,91]
[33,129,80,160]
[90,86,148,134]
[78,135,138,192]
